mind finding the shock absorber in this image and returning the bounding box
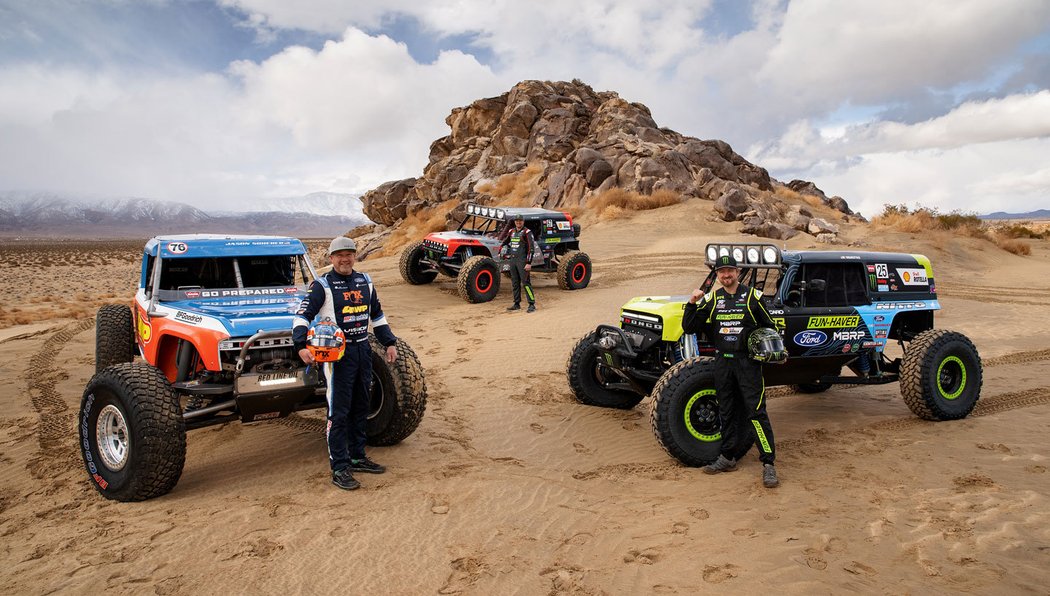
[674,333,699,363]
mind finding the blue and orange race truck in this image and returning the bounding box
[82,234,427,501]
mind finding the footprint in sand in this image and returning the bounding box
[572,442,592,454]
[688,508,710,520]
[438,556,486,594]
[623,547,661,565]
[529,423,546,434]
[702,563,739,583]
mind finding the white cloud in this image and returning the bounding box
[795,138,1050,218]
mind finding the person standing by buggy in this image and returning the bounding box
[683,255,782,488]
[293,236,398,490]
[502,213,537,313]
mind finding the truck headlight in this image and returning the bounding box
[597,335,617,350]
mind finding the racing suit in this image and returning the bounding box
[682,284,778,464]
[501,226,536,306]
[292,269,397,472]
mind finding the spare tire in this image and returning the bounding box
[900,329,982,420]
[366,334,427,445]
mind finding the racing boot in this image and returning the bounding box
[507,303,521,311]
[762,464,779,488]
[332,468,361,490]
[527,304,536,313]
[349,457,386,474]
[702,455,737,474]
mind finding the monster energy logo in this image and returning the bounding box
[869,274,876,288]
[807,315,860,328]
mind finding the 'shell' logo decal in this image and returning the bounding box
[137,314,152,343]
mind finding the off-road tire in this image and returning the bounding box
[900,329,982,420]
[95,304,135,373]
[457,255,500,303]
[566,331,644,409]
[79,362,186,501]
[399,240,438,285]
[650,357,724,466]
[557,250,591,290]
[792,381,832,394]
[366,335,427,445]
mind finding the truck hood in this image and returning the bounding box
[156,294,304,338]
[427,231,481,242]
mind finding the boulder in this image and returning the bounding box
[808,217,840,235]
[714,189,750,221]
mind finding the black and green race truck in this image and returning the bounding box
[567,242,982,466]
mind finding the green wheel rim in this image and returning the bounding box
[936,355,966,400]
[684,388,720,442]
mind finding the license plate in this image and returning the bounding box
[257,372,298,386]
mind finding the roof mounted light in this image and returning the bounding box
[732,247,745,263]
[706,246,718,262]
[746,247,760,263]
[496,209,505,219]
[763,247,778,264]
[466,205,476,215]
[718,247,730,258]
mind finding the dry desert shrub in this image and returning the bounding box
[992,222,1048,239]
[475,164,545,206]
[379,199,459,256]
[994,237,1031,255]
[585,188,682,220]
[873,204,1042,255]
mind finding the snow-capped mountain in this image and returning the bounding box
[235,192,366,219]
[0,191,372,238]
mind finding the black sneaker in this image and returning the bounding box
[507,304,521,311]
[526,304,536,313]
[349,457,386,474]
[702,455,737,475]
[332,468,360,490]
[762,464,779,488]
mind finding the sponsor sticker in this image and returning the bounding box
[875,301,929,310]
[897,267,929,285]
[185,290,200,298]
[874,315,885,322]
[807,315,860,328]
[556,221,571,230]
[137,316,152,343]
[878,284,889,292]
[794,330,827,346]
[833,330,865,341]
[174,310,203,325]
[843,344,852,353]
[342,305,368,314]
[867,264,876,273]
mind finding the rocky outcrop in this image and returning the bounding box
[786,180,859,220]
[361,79,854,241]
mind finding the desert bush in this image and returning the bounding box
[995,237,1032,255]
[586,188,682,220]
[994,223,1047,239]
[379,199,459,256]
[475,164,545,206]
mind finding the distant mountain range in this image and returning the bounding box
[979,209,1050,220]
[0,192,371,238]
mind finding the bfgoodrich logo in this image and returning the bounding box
[793,330,827,346]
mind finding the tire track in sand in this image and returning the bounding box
[24,318,95,473]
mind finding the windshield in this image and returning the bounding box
[153,254,315,301]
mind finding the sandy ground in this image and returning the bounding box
[2,201,1049,594]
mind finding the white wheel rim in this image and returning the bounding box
[96,404,130,471]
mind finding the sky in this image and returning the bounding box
[1,0,1049,218]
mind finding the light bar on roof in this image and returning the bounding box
[703,243,781,268]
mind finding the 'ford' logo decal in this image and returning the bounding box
[794,330,827,346]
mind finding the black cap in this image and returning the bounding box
[513,213,524,221]
[714,255,738,270]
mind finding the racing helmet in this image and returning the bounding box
[748,327,787,364]
[307,318,345,362]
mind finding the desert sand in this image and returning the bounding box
[1,201,1049,594]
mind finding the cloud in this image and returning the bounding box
[752,91,1050,170]
[0,26,501,207]
[801,138,1050,218]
